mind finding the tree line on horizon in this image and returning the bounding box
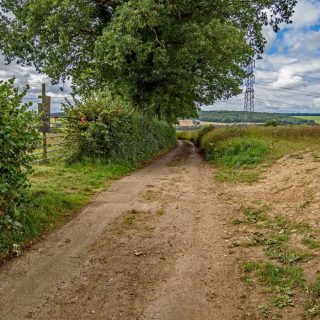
[198,111,316,125]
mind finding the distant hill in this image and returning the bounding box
[199,111,316,125]
[286,113,320,116]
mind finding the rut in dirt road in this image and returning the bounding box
[0,141,244,320]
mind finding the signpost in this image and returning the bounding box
[38,83,51,162]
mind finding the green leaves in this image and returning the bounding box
[0,79,40,234]
[0,0,297,121]
[63,92,176,161]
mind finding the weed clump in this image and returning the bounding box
[241,259,305,310]
[123,209,140,225]
[302,237,320,250]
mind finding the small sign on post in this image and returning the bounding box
[38,83,51,162]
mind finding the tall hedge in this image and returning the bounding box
[0,79,39,237]
[63,93,176,162]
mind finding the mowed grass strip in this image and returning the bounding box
[0,159,135,258]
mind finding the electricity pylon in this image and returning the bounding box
[244,60,255,123]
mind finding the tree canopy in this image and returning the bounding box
[0,0,297,122]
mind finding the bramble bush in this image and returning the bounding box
[0,79,40,254]
[63,92,176,162]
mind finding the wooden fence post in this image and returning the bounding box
[38,83,51,162]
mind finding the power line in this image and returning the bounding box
[215,99,243,103]
[214,98,320,110]
[255,83,320,98]
[255,98,319,109]
[256,67,320,81]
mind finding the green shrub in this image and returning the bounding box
[201,129,269,168]
[201,127,244,151]
[0,79,40,251]
[217,138,269,167]
[63,92,176,162]
[266,119,280,127]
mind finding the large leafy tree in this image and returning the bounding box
[0,0,297,122]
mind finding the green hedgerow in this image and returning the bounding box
[0,79,40,252]
[63,91,176,162]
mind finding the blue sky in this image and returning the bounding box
[207,0,320,113]
[1,0,320,113]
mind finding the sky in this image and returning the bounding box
[0,56,74,113]
[206,0,320,113]
[1,0,320,114]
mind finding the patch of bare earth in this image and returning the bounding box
[218,150,320,319]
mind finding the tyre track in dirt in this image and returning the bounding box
[0,141,244,320]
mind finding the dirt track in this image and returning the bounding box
[0,141,246,319]
[3,142,319,319]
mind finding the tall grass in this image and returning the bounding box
[208,137,270,168]
[176,131,199,143]
[202,125,320,143]
[192,125,320,183]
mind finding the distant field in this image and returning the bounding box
[179,120,246,127]
[50,117,64,126]
[294,115,320,124]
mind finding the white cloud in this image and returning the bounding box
[313,98,320,107]
[280,29,320,55]
[289,0,320,29]
[262,26,277,51]
[0,55,73,113]
[272,75,304,89]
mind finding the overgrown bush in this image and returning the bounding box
[63,92,176,162]
[0,79,40,253]
[266,119,280,127]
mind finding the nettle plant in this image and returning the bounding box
[0,79,40,234]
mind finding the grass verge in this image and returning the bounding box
[0,144,175,260]
[0,159,134,259]
[180,125,320,184]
